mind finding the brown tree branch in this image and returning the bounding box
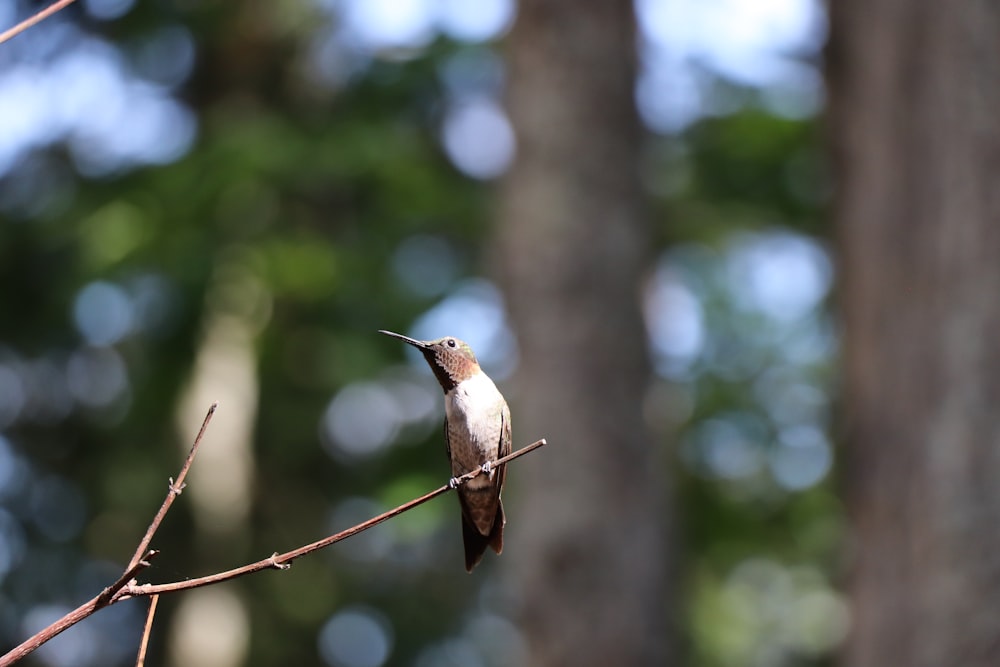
[125,438,548,597]
[0,0,78,46]
[0,424,547,666]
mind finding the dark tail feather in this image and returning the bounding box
[462,501,505,573]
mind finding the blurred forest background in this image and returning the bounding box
[1,0,995,666]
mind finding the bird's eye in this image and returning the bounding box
[447,339,456,348]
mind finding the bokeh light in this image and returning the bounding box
[318,606,394,667]
[636,0,825,131]
[649,229,834,495]
[72,281,134,347]
[65,347,130,410]
[683,412,767,481]
[81,0,136,21]
[337,0,436,52]
[725,232,832,322]
[441,98,515,180]
[769,425,832,490]
[320,375,439,463]
[0,0,838,665]
[436,0,514,42]
[694,559,849,665]
[321,382,400,461]
[646,261,706,376]
[0,23,196,181]
[30,476,87,543]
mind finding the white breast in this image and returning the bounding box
[445,372,504,472]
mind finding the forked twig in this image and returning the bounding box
[0,403,218,667]
[98,550,158,606]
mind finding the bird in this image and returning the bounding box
[379,330,510,572]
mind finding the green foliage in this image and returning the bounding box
[0,4,839,667]
[651,88,841,666]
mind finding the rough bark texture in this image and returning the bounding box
[495,1,669,665]
[829,2,1000,665]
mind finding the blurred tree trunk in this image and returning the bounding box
[495,1,669,665]
[829,2,1000,666]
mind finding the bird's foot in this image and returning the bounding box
[480,461,493,475]
[448,476,461,489]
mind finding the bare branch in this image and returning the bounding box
[126,438,548,596]
[0,0,78,46]
[0,403,218,667]
[0,407,546,666]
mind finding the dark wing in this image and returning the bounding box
[443,416,451,461]
[496,401,511,493]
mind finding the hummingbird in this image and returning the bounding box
[379,330,510,572]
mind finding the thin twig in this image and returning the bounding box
[128,402,217,570]
[125,438,548,597]
[135,595,159,667]
[0,0,78,46]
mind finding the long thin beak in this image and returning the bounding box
[378,329,428,349]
